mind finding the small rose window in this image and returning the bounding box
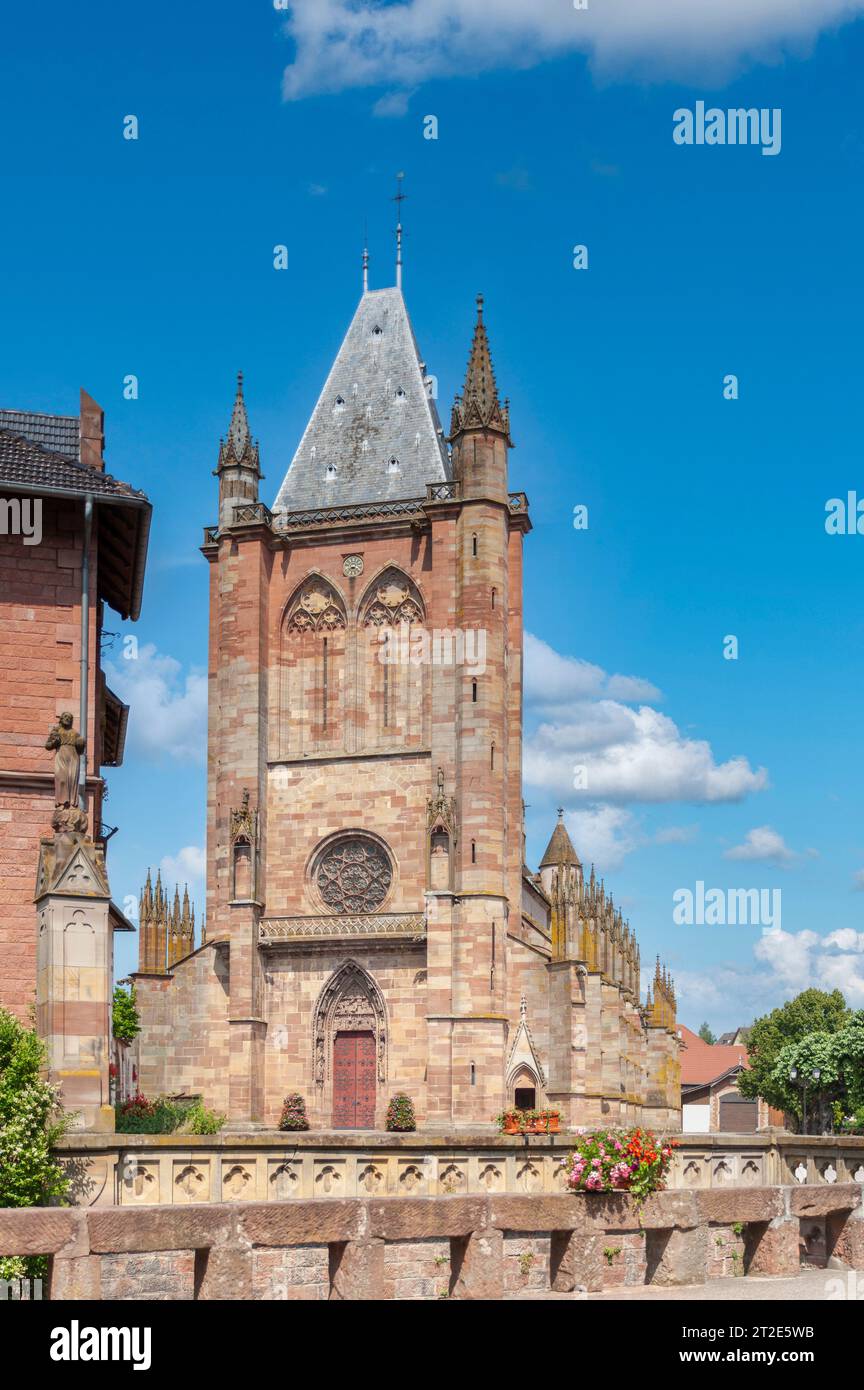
[316,837,393,914]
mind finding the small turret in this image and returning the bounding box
[215,372,262,527]
[448,295,511,503]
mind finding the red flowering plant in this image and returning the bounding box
[118,1092,156,1122]
[562,1127,678,1201]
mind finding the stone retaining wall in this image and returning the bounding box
[55,1129,864,1208]
[2,1183,863,1300]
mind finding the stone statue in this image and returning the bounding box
[46,712,87,832]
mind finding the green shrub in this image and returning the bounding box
[184,1101,225,1135]
[115,1092,226,1135]
[279,1093,309,1131]
[0,1007,71,1281]
[386,1093,416,1132]
[111,983,140,1044]
[115,1092,185,1134]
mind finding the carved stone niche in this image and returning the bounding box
[230,788,258,903]
[426,766,457,891]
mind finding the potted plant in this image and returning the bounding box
[495,1106,524,1134]
[386,1093,416,1131]
[279,1093,309,1131]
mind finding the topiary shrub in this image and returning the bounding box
[386,1093,416,1132]
[279,1093,309,1131]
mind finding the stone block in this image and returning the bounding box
[369,1197,486,1241]
[747,1217,800,1276]
[239,1200,365,1247]
[488,1195,580,1233]
[697,1188,782,1226]
[450,1228,504,1300]
[828,1211,864,1269]
[789,1183,860,1217]
[550,1228,604,1293]
[0,1207,83,1257]
[49,1253,102,1300]
[196,1244,253,1300]
[647,1225,707,1286]
[328,1238,387,1300]
[88,1203,235,1253]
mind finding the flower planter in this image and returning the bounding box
[503,1116,521,1134]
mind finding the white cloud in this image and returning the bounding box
[525,633,662,709]
[565,805,637,872]
[160,845,206,900]
[372,88,415,117]
[675,925,864,1024]
[724,825,797,866]
[280,0,864,97]
[654,824,699,845]
[524,635,766,869]
[104,644,207,765]
[525,702,768,804]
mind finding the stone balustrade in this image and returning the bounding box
[2,1183,863,1300]
[53,1129,864,1210]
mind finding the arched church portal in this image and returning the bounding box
[314,961,386,1129]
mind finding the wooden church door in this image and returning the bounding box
[332,1031,376,1128]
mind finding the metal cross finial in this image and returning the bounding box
[362,217,369,293]
[393,172,407,290]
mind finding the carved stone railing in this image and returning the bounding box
[258,912,426,945]
[4,1184,864,1298]
[231,501,273,528]
[425,481,461,502]
[274,498,428,531]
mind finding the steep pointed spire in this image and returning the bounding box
[217,372,261,476]
[449,295,511,442]
[539,809,581,870]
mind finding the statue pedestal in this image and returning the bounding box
[35,835,114,1132]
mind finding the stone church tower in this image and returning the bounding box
[132,270,680,1132]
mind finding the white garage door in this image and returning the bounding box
[683,1102,711,1133]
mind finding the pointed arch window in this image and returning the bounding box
[360,567,426,751]
[280,576,347,757]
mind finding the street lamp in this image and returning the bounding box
[789,1066,826,1135]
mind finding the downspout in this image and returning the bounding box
[79,494,93,826]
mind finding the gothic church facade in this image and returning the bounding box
[133,281,680,1132]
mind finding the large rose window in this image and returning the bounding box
[316,837,393,914]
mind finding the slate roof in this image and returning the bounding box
[273,287,451,513]
[539,815,582,869]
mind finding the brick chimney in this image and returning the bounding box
[80,388,105,471]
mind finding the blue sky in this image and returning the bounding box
[3,1,864,1028]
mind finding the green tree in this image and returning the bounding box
[0,1007,71,1281]
[112,982,140,1043]
[738,989,850,1109]
[765,1013,864,1131]
[698,1022,716,1045]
